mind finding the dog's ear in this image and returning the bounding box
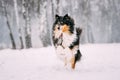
[55,14,59,19]
[64,14,69,18]
[64,14,70,20]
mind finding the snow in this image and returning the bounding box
[0,44,120,80]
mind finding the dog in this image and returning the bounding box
[52,14,82,69]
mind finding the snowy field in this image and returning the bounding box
[0,44,120,80]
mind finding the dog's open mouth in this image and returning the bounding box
[57,33,63,45]
[59,33,63,39]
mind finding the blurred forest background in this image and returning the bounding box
[0,0,120,49]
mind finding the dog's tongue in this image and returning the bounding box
[59,33,63,38]
[57,33,63,45]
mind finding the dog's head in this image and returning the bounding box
[53,14,74,37]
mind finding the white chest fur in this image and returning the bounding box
[62,33,77,47]
[55,33,77,62]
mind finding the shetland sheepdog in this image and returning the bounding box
[52,14,82,69]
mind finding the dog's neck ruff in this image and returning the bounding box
[56,32,77,49]
[62,33,77,48]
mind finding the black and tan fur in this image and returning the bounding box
[52,14,82,69]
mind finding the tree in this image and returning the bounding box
[13,0,24,49]
[39,0,51,47]
[56,0,60,14]
[1,0,16,49]
[22,0,32,48]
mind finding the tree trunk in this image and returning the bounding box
[56,0,60,14]
[22,0,32,48]
[51,0,55,19]
[13,0,24,49]
[1,0,16,49]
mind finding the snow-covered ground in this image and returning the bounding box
[0,44,120,80]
